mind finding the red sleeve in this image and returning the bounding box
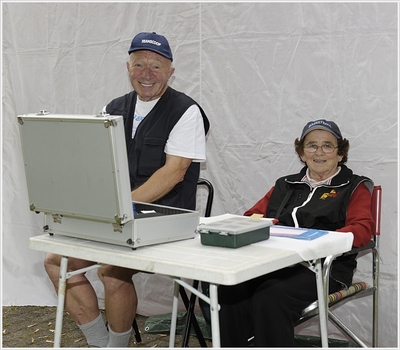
[243,187,275,217]
[336,182,375,247]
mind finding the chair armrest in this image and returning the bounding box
[342,240,376,257]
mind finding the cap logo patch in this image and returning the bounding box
[308,120,332,130]
[141,39,161,46]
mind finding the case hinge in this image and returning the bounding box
[96,110,109,117]
[104,119,116,128]
[36,109,50,115]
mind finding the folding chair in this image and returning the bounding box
[295,185,382,347]
[180,177,214,347]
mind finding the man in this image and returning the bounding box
[44,32,209,347]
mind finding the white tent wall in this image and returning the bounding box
[2,2,397,347]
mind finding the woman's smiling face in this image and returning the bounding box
[300,129,343,181]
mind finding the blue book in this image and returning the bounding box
[270,225,329,240]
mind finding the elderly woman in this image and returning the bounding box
[219,119,375,347]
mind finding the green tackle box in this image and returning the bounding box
[198,216,272,248]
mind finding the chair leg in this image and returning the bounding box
[179,282,208,347]
[199,282,211,332]
[132,318,142,343]
[372,248,379,347]
[328,311,368,348]
[181,280,198,347]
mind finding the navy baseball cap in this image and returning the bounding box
[300,119,343,140]
[128,32,173,61]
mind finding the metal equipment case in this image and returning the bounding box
[18,112,199,248]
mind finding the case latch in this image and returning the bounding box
[112,214,128,233]
[52,214,62,224]
[112,223,124,233]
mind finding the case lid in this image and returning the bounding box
[198,216,273,236]
[18,112,133,225]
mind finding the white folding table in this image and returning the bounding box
[29,216,353,348]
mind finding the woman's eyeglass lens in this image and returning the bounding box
[304,144,338,154]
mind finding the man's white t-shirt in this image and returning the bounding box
[134,98,206,162]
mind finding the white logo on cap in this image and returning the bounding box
[141,39,161,46]
[308,120,332,129]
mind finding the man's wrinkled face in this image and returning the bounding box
[126,50,175,102]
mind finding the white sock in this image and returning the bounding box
[107,326,132,347]
[78,313,109,348]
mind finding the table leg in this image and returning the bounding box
[209,283,220,348]
[169,280,180,347]
[315,258,329,348]
[54,256,68,348]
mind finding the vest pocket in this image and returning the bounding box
[138,137,165,176]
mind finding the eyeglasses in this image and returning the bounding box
[303,143,338,154]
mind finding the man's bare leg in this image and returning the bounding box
[44,253,109,347]
[98,265,138,347]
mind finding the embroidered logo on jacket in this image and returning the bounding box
[320,189,338,200]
